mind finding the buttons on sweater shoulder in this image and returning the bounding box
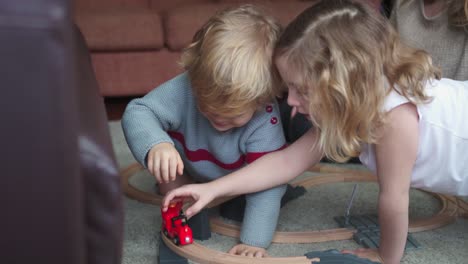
[265,105,278,125]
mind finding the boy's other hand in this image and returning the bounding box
[228,244,268,258]
[162,183,215,218]
[148,143,184,184]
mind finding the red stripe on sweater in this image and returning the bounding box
[168,131,286,170]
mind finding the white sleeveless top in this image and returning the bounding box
[359,78,468,195]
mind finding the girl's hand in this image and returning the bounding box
[147,143,184,184]
[228,244,268,258]
[341,248,383,263]
[162,183,215,218]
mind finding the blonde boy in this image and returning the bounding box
[122,5,286,256]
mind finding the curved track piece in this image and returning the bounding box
[456,197,468,218]
[407,192,458,232]
[211,172,458,241]
[161,234,314,264]
[210,217,354,243]
[121,163,160,204]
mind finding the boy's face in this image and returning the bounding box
[275,56,310,120]
[201,109,256,132]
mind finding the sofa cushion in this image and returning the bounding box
[164,3,235,51]
[164,1,312,51]
[150,0,216,13]
[220,0,382,12]
[259,1,316,25]
[92,50,183,96]
[75,7,164,51]
[214,1,315,25]
[74,0,149,10]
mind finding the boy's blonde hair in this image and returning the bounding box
[275,0,440,162]
[180,5,283,116]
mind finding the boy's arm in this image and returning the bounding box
[240,185,287,249]
[121,76,186,167]
[374,103,418,264]
[236,103,290,250]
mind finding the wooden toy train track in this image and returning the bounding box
[161,234,315,264]
[121,162,465,263]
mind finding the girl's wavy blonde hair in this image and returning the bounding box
[180,5,283,116]
[275,0,440,162]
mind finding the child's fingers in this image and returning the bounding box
[184,198,204,218]
[153,158,162,183]
[228,245,238,255]
[162,187,192,211]
[254,250,268,258]
[177,155,184,176]
[160,157,170,183]
[169,157,178,181]
[310,257,320,263]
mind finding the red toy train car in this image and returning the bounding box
[161,201,193,246]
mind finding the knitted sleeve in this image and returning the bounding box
[121,73,190,167]
[238,100,288,248]
[240,184,287,248]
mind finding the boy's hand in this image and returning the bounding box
[162,183,215,218]
[228,244,268,258]
[341,248,383,263]
[147,143,184,184]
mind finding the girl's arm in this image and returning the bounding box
[375,103,419,264]
[216,128,322,196]
[162,128,323,216]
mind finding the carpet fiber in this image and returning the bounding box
[108,121,468,264]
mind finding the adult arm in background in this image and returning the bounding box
[162,128,323,217]
[342,103,418,264]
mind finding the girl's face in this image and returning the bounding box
[275,56,310,119]
[201,109,255,132]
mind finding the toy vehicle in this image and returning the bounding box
[161,201,193,246]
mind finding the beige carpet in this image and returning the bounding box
[108,121,468,264]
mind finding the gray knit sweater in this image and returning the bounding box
[122,73,287,248]
[391,0,468,80]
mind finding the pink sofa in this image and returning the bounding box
[74,0,381,97]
